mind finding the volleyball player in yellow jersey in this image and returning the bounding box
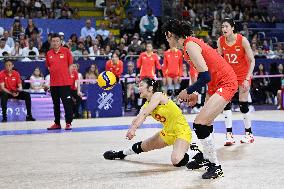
[104,78,192,167]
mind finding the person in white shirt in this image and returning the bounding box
[30,67,45,93]
[22,40,39,59]
[81,19,97,40]
[139,8,158,40]
[10,40,23,57]
[3,30,14,48]
[88,44,100,60]
[0,38,12,60]
[96,22,110,41]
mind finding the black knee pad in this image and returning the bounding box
[132,141,143,154]
[174,153,189,167]
[224,102,232,111]
[239,102,249,114]
[167,90,173,96]
[193,123,211,139]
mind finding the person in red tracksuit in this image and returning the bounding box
[163,19,238,179]
[137,42,161,80]
[217,18,255,145]
[162,47,183,96]
[70,64,82,119]
[105,53,124,80]
[46,33,73,130]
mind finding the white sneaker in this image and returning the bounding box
[240,134,254,144]
[249,105,255,112]
[224,134,235,146]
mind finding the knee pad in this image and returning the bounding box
[239,102,249,114]
[174,153,189,167]
[224,102,232,111]
[193,123,211,139]
[132,141,143,154]
[167,90,173,96]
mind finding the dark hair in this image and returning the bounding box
[162,19,193,39]
[51,33,61,39]
[221,18,235,28]
[141,78,160,93]
[4,59,14,64]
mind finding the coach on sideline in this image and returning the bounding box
[46,33,73,130]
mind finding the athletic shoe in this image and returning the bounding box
[26,116,36,121]
[186,153,211,170]
[240,134,254,144]
[202,164,224,179]
[103,150,126,160]
[224,133,235,146]
[47,123,61,130]
[65,124,72,130]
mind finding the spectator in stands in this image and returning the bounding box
[10,19,24,39]
[22,40,39,59]
[58,9,69,19]
[84,35,93,50]
[0,59,36,122]
[121,11,137,35]
[74,63,83,80]
[123,61,138,111]
[3,30,14,48]
[104,32,117,50]
[46,33,74,130]
[81,19,97,40]
[69,33,78,52]
[25,19,39,38]
[252,63,269,104]
[268,63,282,104]
[139,8,158,40]
[59,32,66,46]
[30,67,45,92]
[89,44,100,60]
[18,32,28,48]
[41,33,52,54]
[72,39,85,60]
[105,52,124,79]
[11,40,23,57]
[128,35,142,55]
[40,3,48,19]
[78,49,90,61]
[72,8,80,19]
[69,64,82,119]
[96,22,110,41]
[85,64,99,84]
[105,45,112,57]
[0,38,12,60]
[21,51,36,62]
[3,1,13,18]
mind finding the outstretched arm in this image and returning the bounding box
[126,93,162,140]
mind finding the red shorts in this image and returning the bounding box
[237,77,251,87]
[165,74,180,79]
[207,79,238,101]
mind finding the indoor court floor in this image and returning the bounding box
[0,110,283,189]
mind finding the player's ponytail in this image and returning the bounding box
[162,19,193,39]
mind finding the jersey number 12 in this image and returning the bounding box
[225,54,238,64]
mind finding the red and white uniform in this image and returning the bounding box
[219,34,250,85]
[0,70,21,92]
[70,70,78,91]
[184,37,238,101]
[137,52,161,79]
[162,49,183,78]
[105,60,124,78]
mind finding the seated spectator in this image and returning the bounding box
[68,33,79,52]
[30,67,45,92]
[21,51,37,62]
[105,52,123,79]
[44,72,50,91]
[22,40,39,59]
[41,33,52,54]
[3,30,14,48]
[77,49,90,61]
[139,8,158,40]
[59,32,66,46]
[96,22,110,41]
[72,8,81,19]
[128,35,142,55]
[81,19,97,40]
[58,9,69,19]
[89,44,100,60]
[121,12,137,35]
[0,38,12,60]
[11,40,23,57]
[72,39,85,60]
[0,59,36,122]
[3,1,14,18]
[25,19,39,38]
[252,63,270,104]
[84,35,93,50]
[74,63,83,80]
[85,64,99,83]
[10,19,24,39]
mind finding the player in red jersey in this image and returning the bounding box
[217,18,255,146]
[163,19,238,179]
[162,46,183,97]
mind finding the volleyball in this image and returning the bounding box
[97,71,117,90]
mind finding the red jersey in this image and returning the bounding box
[0,70,21,92]
[137,52,161,79]
[46,47,73,86]
[219,34,249,82]
[163,49,183,78]
[105,60,124,78]
[70,70,78,90]
[184,37,238,101]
